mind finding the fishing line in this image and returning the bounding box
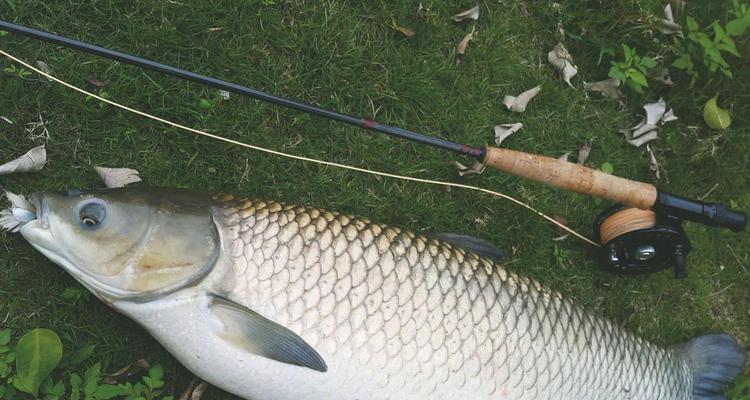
[0,49,599,247]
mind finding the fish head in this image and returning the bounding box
[20,187,220,301]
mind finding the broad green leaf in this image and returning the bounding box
[717,39,740,57]
[726,17,750,36]
[640,57,657,69]
[94,384,125,399]
[608,65,627,82]
[672,54,692,70]
[198,98,212,109]
[626,69,648,87]
[703,96,732,129]
[686,16,699,32]
[712,22,727,42]
[70,373,82,400]
[14,328,63,397]
[600,162,614,174]
[148,365,163,381]
[0,330,10,347]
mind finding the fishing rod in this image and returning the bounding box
[1,20,746,277]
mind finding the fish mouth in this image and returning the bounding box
[28,193,49,229]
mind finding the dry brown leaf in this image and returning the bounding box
[503,85,541,113]
[648,67,674,87]
[660,4,683,37]
[218,90,230,100]
[35,60,52,80]
[577,142,591,165]
[452,5,480,22]
[178,379,210,400]
[454,160,485,177]
[0,145,47,175]
[584,79,622,99]
[0,191,36,233]
[393,26,415,37]
[493,122,523,146]
[85,76,110,87]
[647,144,661,180]
[95,166,142,188]
[547,43,578,87]
[206,27,224,32]
[455,27,475,65]
[0,116,13,124]
[103,359,151,384]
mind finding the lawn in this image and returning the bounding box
[0,0,748,398]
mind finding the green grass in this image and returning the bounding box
[1,0,748,398]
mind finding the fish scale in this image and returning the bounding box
[212,194,691,399]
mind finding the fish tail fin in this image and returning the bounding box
[678,333,746,400]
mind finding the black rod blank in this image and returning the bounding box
[0,20,485,159]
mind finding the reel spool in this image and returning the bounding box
[594,205,692,277]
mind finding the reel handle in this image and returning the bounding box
[482,146,657,208]
[655,192,747,232]
[482,146,747,232]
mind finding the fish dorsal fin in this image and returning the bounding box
[427,232,506,262]
[208,295,327,372]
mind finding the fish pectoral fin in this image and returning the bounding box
[208,294,327,373]
[427,232,506,262]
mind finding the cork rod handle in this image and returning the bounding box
[482,146,658,209]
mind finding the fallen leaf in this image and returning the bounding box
[647,67,674,87]
[659,4,683,37]
[0,116,13,124]
[178,379,209,400]
[95,166,142,188]
[35,60,52,79]
[550,215,570,241]
[630,120,659,138]
[84,76,109,87]
[0,145,47,175]
[643,99,664,125]
[454,160,485,177]
[577,142,591,165]
[503,85,541,112]
[627,129,659,147]
[703,96,731,129]
[103,359,150,384]
[393,26,415,37]
[584,79,622,99]
[558,151,571,162]
[661,108,678,123]
[206,27,224,32]
[452,5,480,22]
[218,90,230,100]
[547,43,578,87]
[647,144,661,180]
[455,27,475,65]
[493,122,523,146]
[1,191,36,233]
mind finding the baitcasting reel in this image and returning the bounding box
[593,193,747,278]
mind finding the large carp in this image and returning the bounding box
[5,187,745,399]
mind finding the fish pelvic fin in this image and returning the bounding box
[208,294,327,373]
[426,232,505,262]
[677,333,746,400]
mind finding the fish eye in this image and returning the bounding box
[78,201,107,228]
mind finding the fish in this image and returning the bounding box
[7,187,746,400]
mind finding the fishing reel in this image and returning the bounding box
[593,193,746,278]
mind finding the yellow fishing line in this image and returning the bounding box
[0,49,599,247]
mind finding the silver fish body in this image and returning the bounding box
[15,188,745,400]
